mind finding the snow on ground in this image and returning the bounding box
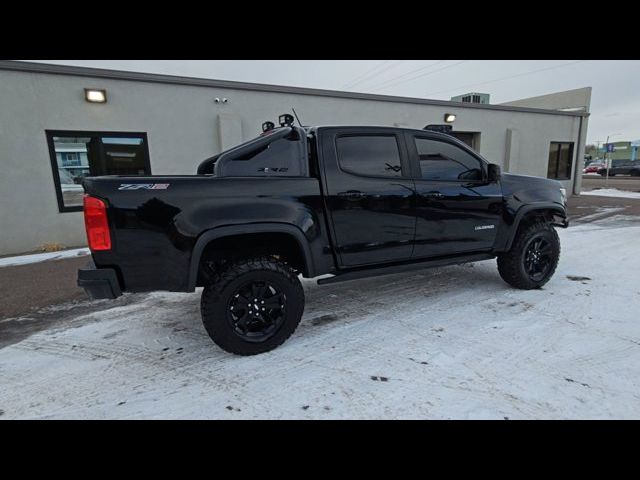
[581,188,640,199]
[1,217,640,419]
[0,248,89,268]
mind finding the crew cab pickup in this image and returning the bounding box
[79,116,568,355]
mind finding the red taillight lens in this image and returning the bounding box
[83,195,112,251]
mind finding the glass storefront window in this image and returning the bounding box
[47,131,150,212]
[547,142,574,180]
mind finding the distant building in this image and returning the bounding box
[597,140,640,161]
[54,139,90,180]
[451,92,490,104]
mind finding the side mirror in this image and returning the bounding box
[488,163,501,182]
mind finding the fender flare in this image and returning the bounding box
[187,223,316,291]
[503,203,567,251]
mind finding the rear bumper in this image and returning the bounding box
[78,261,122,299]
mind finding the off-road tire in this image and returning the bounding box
[201,256,304,355]
[497,221,560,290]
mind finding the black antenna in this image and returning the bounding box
[292,107,305,127]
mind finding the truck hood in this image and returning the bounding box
[500,173,565,205]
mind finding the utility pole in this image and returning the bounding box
[605,135,610,187]
[604,134,622,188]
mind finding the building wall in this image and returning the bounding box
[500,87,592,112]
[0,68,585,256]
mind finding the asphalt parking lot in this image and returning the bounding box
[581,174,640,192]
[0,256,88,321]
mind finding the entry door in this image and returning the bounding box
[321,130,416,267]
[405,132,503,258]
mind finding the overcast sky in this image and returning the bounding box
[30,60,640,144]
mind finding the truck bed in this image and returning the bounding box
[83,175,330,292]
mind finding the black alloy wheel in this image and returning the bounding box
[227,280,286,342]
[523,236,553,282]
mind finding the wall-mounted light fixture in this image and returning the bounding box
[444,113,457,123]
[84,88,107,103]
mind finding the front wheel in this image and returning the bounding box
[201,257,305,355]
[497,222,560,290]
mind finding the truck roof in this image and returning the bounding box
[305,125,456,138]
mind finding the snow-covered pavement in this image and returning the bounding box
[581,188,640,199]
[0,248,89,268]
[1,216,640,419]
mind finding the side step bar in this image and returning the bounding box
[317,253,495,285]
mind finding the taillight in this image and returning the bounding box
[83,194,112,251]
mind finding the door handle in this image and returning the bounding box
[423,191,444,199]
[337,190,366,200]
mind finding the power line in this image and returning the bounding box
[364,60,447,91]
[424,60,587,97]
[368,60,470,92]
[347,60,405,89]
[341,60,391,89]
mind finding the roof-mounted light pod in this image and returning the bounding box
[279,114,294,127]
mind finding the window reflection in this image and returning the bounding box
[49,132,150,210]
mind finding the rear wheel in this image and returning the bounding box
[201,257,304,355]
[497,221,560,290]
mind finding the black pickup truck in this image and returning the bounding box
[79,115,568,355]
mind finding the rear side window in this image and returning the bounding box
[414,137,483,181]
[336,135,402,178]
[216,136,306,177]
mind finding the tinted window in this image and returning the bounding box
[47,132,149,211]
[414,137,482,181]
[219,137,305,177]
[547,142,574,180]
[336,135,402,177]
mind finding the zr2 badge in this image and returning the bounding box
[118,183,170,191]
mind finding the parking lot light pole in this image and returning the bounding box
[605,135,610,187]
